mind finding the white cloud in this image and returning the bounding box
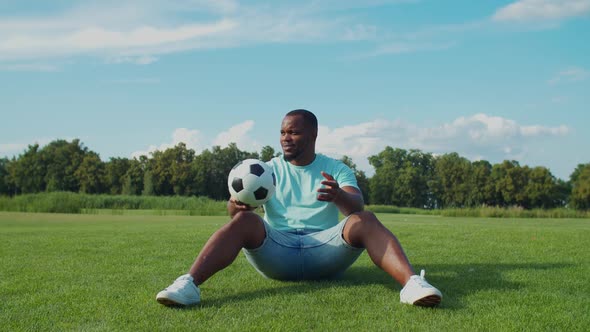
[520,124,569,136]
[131,127,203,158]
[548,67,590,84]
[493,0,590,21]
[131,121,261,159]
[213,120,260,151]
[0,1,411,64]
[0,19,236,61]
[172,128,203,149]
[0,2,319,63]
[103,114,571,178]
[314,113,569,175]
[106,55,159,65]
[0,62,59,72]
[110,78,161,84]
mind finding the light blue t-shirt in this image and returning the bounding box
[263,154,359,231]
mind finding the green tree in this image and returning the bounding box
[469,160,494,206]
[492,161,530,208]
[122,157,146,196]
[369,147,433,208]
[142,170,155,196]
[0,158,12,195]
[75,152,107,194]
[148,143,198,196]
[570,163,590,210]
[192,149,214,198]
[41,139,88,192]
[569,163,588,184]
[260,146,278,162]
[430,153,472,208]
[149,149,173,196]
[169,143,197,196]
[525,166,558,208]
[192,143,259,200]
[9,144,46,193]
[553,179,571,208]
[106,157,131,195]
[368,147,406,205]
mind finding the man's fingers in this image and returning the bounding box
[232,197,253,210]
[318,171,340,202]
[321,180,338,187]
[321,171,334,181]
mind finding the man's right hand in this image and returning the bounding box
[227,197,256,217]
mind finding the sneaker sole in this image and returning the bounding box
[156,297,186,307]
[413,294,442,307]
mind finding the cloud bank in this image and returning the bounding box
[493,0,590,21]
[3,0,587,67]
[0,0,364,64]
[129,114,569,175]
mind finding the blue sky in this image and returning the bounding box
[1,0,589,180]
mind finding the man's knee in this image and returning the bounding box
[343,211,381,246]
[228,211,266,248]
[231,211,266,234]
[347,210,378,225]
[230,211,263,228]
[232,210,257,221]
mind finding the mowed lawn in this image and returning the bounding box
[1,212,588,331]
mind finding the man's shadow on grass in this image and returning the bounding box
[188,262,572,310]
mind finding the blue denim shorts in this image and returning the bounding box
[243,217,364,280]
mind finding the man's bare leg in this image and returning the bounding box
[189,211,266,285]
[342,210,415,285]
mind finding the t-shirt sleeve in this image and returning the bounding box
[334,162,359,190]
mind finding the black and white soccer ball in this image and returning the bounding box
[228,159,276,207]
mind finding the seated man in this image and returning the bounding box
[157,109,442,307]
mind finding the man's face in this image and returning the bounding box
[280,115,316,162]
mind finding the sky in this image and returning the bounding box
[1,0,589,180]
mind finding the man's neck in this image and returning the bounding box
[289,153,316,167]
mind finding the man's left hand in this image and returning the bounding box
[317,171,343,202]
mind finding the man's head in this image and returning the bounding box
[281,109,318,164]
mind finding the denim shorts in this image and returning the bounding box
[243,217,364,280]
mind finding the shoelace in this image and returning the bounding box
[412,269,432,288]
[168,276,192,290]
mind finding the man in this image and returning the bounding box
[156,109,442,307]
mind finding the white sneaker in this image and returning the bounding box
[400,269,442,307]
[156,274,201,306]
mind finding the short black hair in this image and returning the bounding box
[286,109,318,130]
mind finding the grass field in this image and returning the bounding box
[1,212,589,331]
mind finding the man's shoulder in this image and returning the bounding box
[316,153,338,163]
[268,156,283,166]
[317,153,348,168]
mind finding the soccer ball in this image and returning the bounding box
[228,159,276,207]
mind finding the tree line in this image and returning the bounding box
[0,139,589,210]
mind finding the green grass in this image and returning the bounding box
[3,192,590,218]
[1,212,589,331]
[0,192,228,215]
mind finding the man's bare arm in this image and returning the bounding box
[317,171,364,216]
